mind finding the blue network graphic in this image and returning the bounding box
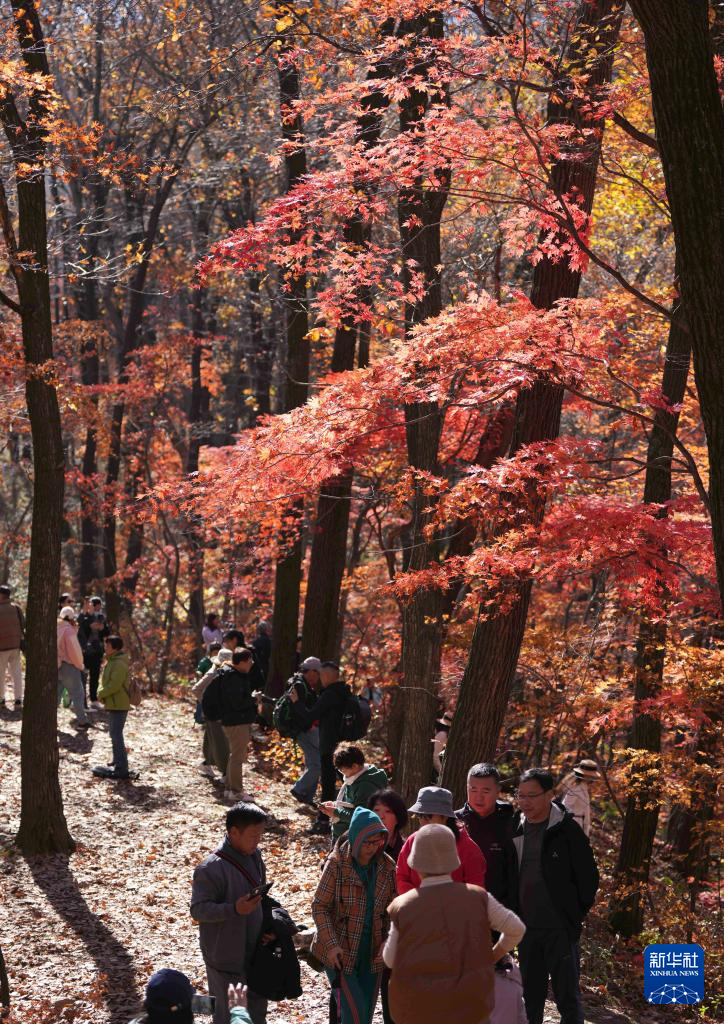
[648,983,701,1004]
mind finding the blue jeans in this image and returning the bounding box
[57,662,89,725]
[292,726,321,801]
[108,710,128,774]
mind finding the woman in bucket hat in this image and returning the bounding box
[384,824,525,1024]
[312,806,397,1024]
[556,759,600,837]
[396,786,486,894]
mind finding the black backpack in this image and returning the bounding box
[273,675,310,739]
[338,693,371,741]
[200,670,225,722]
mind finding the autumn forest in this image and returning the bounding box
[0,1,722,1021]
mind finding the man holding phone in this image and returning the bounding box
[191,803,272,1024]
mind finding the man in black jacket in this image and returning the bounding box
[288,660,349,835]
[512,768,599,1024]
[203,649,261,801]
[77,596,109,706]
[455,762,517,907]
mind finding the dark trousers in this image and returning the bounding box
[108,710,129,775]
[321,750,337,802]
[84,652,103,702]
[518,927,583,1024]
[380,967,394,1024]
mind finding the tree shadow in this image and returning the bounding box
[57,729,93,755]
[25,854,141,1023]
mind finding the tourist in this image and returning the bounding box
[288,660,351,836]
[95,635,131,777]
[0,584,24,708]
[203,613,225,651]
[288,656,323,806]
[367,789,408,862]
[557,759,600,837]
[77,596,109,707]
[456,763,517,907]
[513,768,599,1024]
[190,802,271,1024]
[321,745,388,842]
[57,605,90,730]
[383,823,525,1024]
[396,786,486,893]
[312,806,397,1024]
[202,648,261,800]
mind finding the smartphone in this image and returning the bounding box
[191,995,216,1014]
[247,881,274,899]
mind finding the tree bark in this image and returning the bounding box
[301,60,391,662]
[395,11,450,803]
[609,292,690,936]
[442,0,625,805]
[267,36,310,696]
[1,0,74,854]
[628,0,724,602]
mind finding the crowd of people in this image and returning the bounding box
[180,757,600,1024]
[1,583,604,1024]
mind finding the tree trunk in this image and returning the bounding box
[628,0,724,602]
[185,208,213,659]
[442,0,625,804]
[2,0,74,854]
[301,64,390,661]
[267,36,310,696]
[395,11,450,803]
[609,293,690,936]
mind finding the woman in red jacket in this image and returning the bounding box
[396,786,486,894]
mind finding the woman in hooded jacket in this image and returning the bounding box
[312,806,397,1024]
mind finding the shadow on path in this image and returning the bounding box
[26,854,141,1023]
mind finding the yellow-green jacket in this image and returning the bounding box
[98,651,130,710]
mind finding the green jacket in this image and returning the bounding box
[332,764,389,839]
[98,651,131,711]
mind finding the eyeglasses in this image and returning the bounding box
[516,790,547,800]
[361,836,385,848]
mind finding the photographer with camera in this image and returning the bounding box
[190,803,272,1024]
[129,969,252,1024]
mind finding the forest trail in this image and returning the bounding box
[1,697,633,1023]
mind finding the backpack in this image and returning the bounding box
[201,670,225,721]
[126,674,143,707]
[338,693,371,741]
[273,676,309,739]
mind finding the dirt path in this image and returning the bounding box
[0,697,633,1023]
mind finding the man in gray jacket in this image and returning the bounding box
[190,803,270,1024]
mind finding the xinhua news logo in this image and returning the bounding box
[644,943,705,1005]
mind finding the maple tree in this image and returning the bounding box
[0,0,720,956]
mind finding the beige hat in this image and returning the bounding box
[59,606,77,622]
[408,823,460,876]
[213,648,233,667]
[573,759,600,781]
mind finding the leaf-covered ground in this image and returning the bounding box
[1,697,642,1023]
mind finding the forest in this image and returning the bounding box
[0,1,721,1022]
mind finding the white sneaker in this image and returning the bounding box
[198,764,215,778]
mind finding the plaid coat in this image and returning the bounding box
[311,837,397,973]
